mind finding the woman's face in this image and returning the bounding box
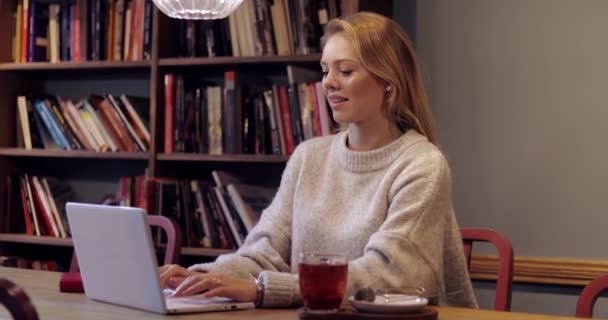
[320,34,387,126]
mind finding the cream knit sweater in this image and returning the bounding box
[189,130,478,308]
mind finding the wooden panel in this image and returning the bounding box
[0,74,23,148]
[180,247,234,257]
[159,54,322,67]
[0,148,149,160]
[0,233,232,257]
[148,6,161,176]
[470,254,608,286]
[0,68,24,228]
[0,60,151,71]
[156,7,180,58]
[0,234,73,247]
[157,153,289,163]
[0,0,17,62]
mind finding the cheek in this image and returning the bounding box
[346,79,385,107]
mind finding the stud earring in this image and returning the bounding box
[386,85,392,92]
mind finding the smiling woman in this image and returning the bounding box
[158,12,478,310]
[320,12,437,148]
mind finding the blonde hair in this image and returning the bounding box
[321,12,437,145]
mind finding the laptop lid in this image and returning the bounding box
[66,202,168,314]
[66,202,254,314]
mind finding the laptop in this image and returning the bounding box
[65,202,255,314]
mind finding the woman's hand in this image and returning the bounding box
[158,264,199,289]
[158,265,257,303]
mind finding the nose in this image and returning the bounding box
[323,70,339,92]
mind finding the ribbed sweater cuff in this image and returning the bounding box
[187,262,214,273]
[258,271,297,307]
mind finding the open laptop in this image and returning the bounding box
[65,202,254,314]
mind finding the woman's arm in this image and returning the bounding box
[344,151,475,307]
[185,144,305,305]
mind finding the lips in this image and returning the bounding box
[327,95,349,105]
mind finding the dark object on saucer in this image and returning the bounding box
[297,307,437,320]
[354,287,376,302]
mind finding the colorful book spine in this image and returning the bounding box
[34,100,70,150]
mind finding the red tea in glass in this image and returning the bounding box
[298,252,348,311]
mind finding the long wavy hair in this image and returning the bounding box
[321,12,437,145]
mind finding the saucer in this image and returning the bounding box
[348,294,428,314]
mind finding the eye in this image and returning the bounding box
[321,71,329,77]
[340,70,352,76]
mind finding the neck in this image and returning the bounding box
[347,121,402,151]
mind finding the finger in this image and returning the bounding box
[168,276,186,289]
[201,287,230,299]
[174,276,220,297]
[158,264,179,273]
[159,266,190,288]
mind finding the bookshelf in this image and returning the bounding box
[0,0,394,271]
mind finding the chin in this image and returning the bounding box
[331,111,353,125]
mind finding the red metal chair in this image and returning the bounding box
[461,228,514,311]
[576,274,608,318]
[0,278,39,320]
[69,214,182,272]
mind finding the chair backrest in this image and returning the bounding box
[576,274,608,318]
[461,228,514,311]
[0,278,39,320]
[70,214,182,272]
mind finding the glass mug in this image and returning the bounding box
[298,252,348,311]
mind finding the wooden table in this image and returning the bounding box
[0,267,581,320]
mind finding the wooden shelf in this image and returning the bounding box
[159,54,322,67]
[0,233,73,247]
[0,234,233,257]
[157,153,289,163]
[0,148,149,160]
[181,247,234,257]
[0,60,151,71]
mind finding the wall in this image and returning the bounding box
[414,0,608,316]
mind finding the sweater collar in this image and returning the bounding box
[332,129,425,173]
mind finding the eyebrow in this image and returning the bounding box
[320,59,358,66]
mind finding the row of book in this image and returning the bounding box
[2,175,73,238]
[3,170,276,250]
[163,66,334,155]
[0,256,59,271]
[16,95,150,152]
[11,0,152,63]
[171,0,349,58]
[143,171,276,249]
[2,173,148,238]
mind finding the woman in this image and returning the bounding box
[159,12,478,308]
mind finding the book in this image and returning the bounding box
[17,96,32,150]
[164,74,175,153]
[48,3,60,63]
[211,170,245,188]
[41,177,67,238]
[120,95,151,146]
[223,71,242,154]
[34,100,70,150]
[226,183,276,232]
[207,86,223,155]
[190,180,213,248]
[213,187,244,247]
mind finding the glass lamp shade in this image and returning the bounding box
[152,0,244,20]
